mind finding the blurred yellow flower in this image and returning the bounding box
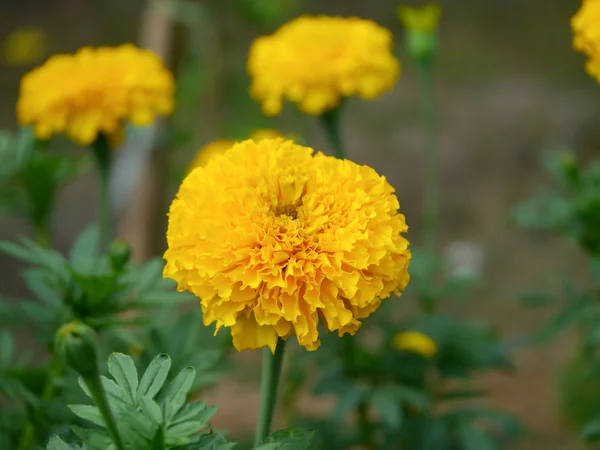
[572,0,600,83]
[1,27,47,67]
[398,3,442,33]
[164,138,411,353]
[17,44,174,146]
[188,129,283,171]
[393,331,437,358]
[248,16,400,116]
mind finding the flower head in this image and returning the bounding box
[393,331,437,358]
[1,27,47,67]
[17,44,174,146]
[188,129,283,171]
[398,4,442,33]
[164,138,411,352]
[248,16,400,116]
[572,0,600,83]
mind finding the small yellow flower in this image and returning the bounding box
[188,129,283,171]
[164,138,411,353]
[397,3,442,33]
[393,331,437,358]
[248,16,400,116]
[17,44,174,146]
[1,27,47,67]
[572,0,600,83]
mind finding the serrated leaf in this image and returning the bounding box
[108,352,139,404]
[46,435,80,450]
[137,353,171,401]
[170,402,216,426]
[161,366,196,423]
[370,387,403,429]
[69,225,101,274]
[186,433,236,450]
[68,404,105,427]
[140,396,164,424]
[71,425,112,450]
[256,428,315,450]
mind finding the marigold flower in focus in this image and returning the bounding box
[164,138,411,352]
[17,44,174,146]
[1,27,47,67]
[248,16,400,116]
[572,0,600,83]
[188,129,283,171]
[393,330,437,358]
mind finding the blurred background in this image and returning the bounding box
[1,0,599,449]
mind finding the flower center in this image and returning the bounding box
[273,203,298,220]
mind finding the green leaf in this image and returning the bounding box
[582,417,600,442]
[46,435,80,450]
[370,387,403,429]
[160,366,196,423]
[136,259,166,293]
[137,353,171,401]
[108,352,139,404]
[171,402,216,425]
[71,425,112,449]
[330,385,366,422]
[187,433,236,450]
[69,225,101,274]
[140,396,164,425]
[456,422,497,450]
[0,240,38,264]
[68,404,105,427]
[389,385,430,411]
[22,269,62,307]
[256,428,315,450]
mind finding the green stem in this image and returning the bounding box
[418,61,438,252]
[358,401,375,450]
[319,107,345,159]
[85,373,126,450]
[91,135,113,249]
[254,339,287,446]
[16,359,63,450]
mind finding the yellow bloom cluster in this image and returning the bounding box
[572,0,600,83]
[393,331,437,358]
[164,138,411,352]
[248,16,400,116]
[17,44,174,146]
[188,129,282,170]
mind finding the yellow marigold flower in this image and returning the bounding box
[188,129,283,171]
[164,138,411,353]
[393,331,437,358]
[17,44,174,146]
[248,16,400,116]
[572,0,600,83]
[1,27,47,67]
[398,4,442,33]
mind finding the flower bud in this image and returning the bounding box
[108,239,131,272]
[392,331,437,358]
[560,151,579,184]
[398,3,442,64]
[55,321,99,378]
